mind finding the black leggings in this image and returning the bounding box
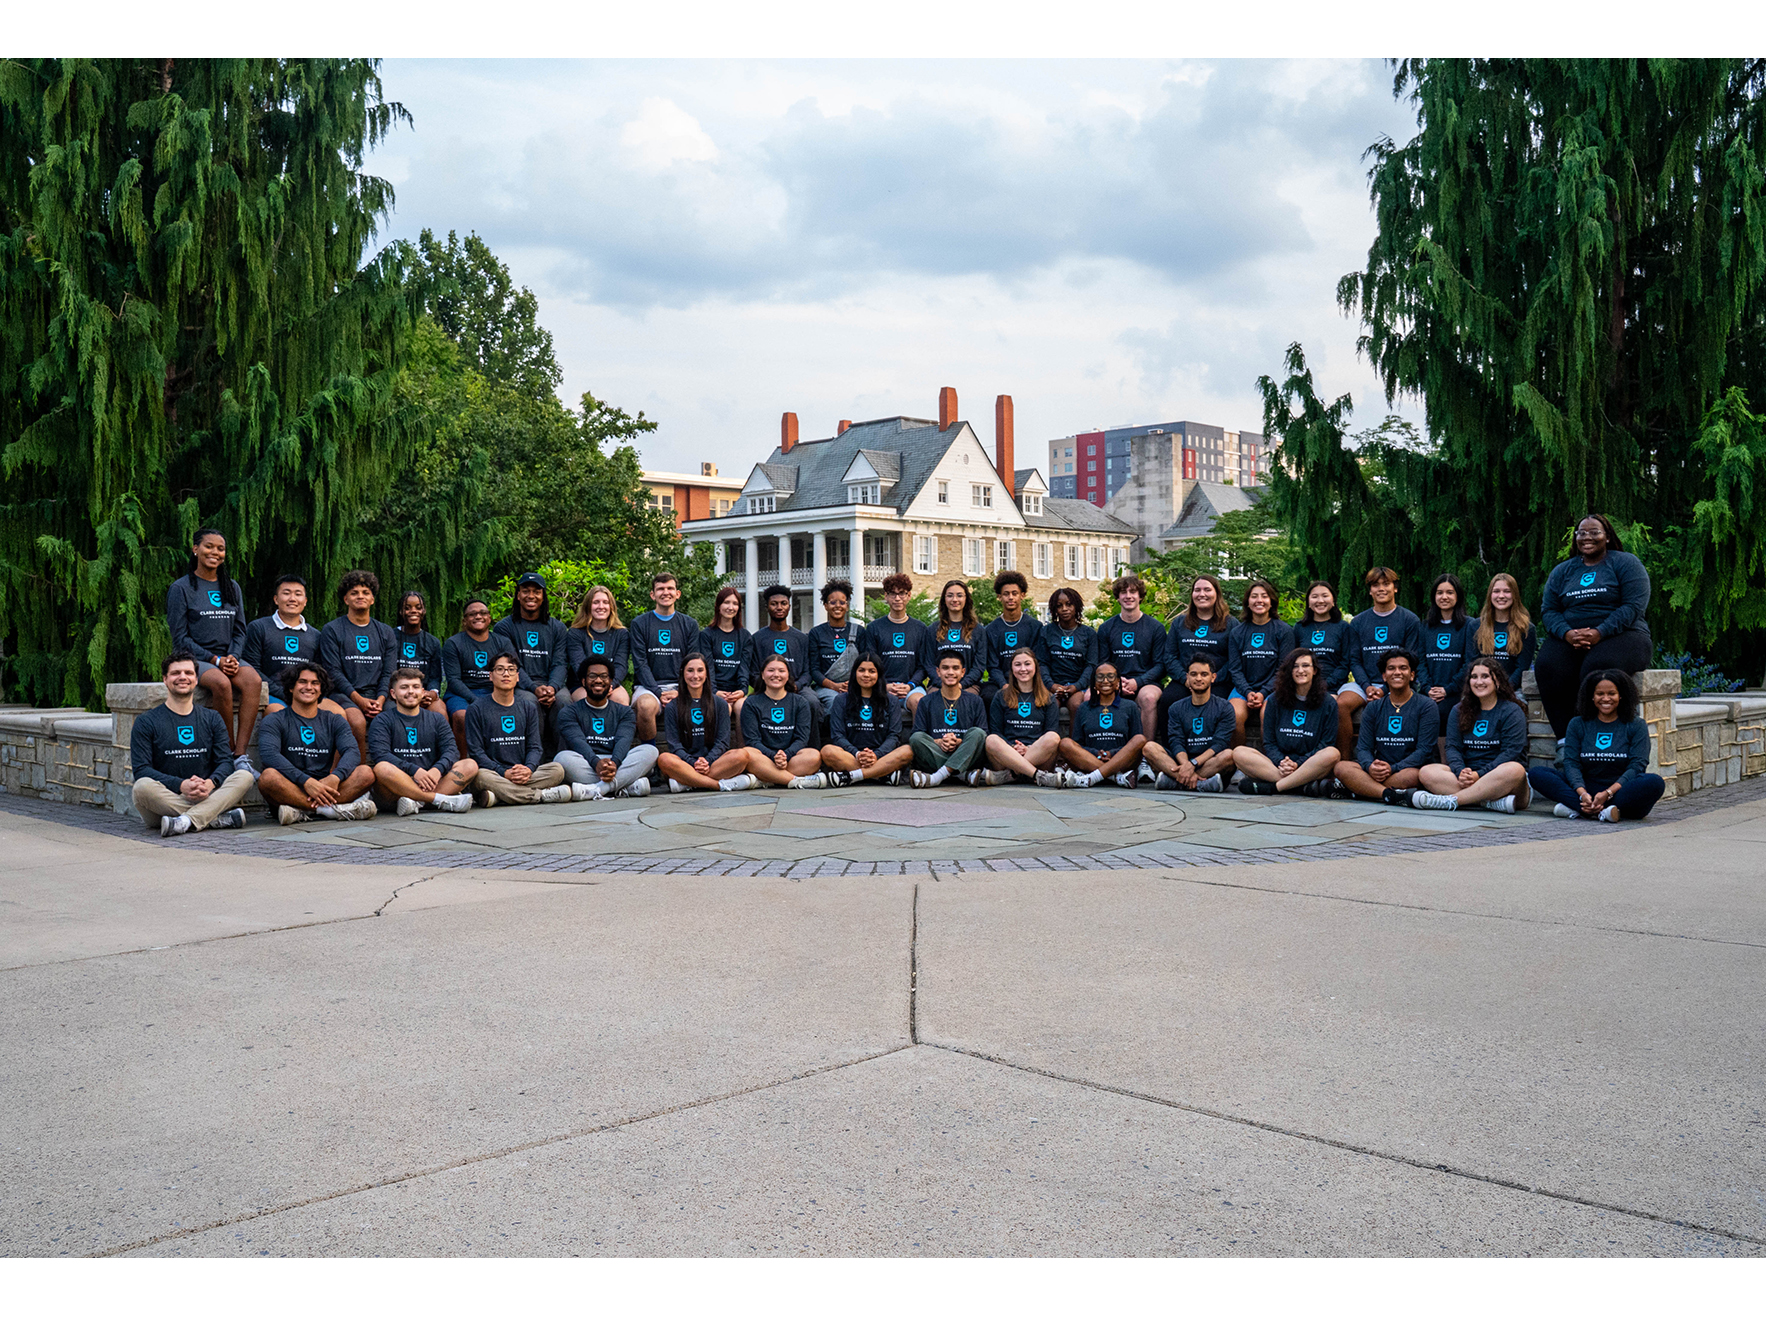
[1534,631,1653,738]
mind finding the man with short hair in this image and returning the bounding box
[908,651,992,787]
[493,571,568,721]
[319,569,398,763]
[464,655,573,806]
[806,579,865,719]
[556,659,659,800]
[1334,648,1441,804]
[1094,574,1168,752]
[862,573,933,721]
[980,570,1041,711]
[368,666,478,816]
[131,652,257,836]
[243,574,325,711]
[749,584,810,693]
[257,661,379,824]
[1336,567,1425,758]
[629,571,700,742]
[1145,657,1237,792]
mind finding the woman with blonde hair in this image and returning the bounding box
[1475,572,1537,691]
[566,585,630,705]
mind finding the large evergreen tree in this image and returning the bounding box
[0,58,422,705]
[1268,59,1766,672]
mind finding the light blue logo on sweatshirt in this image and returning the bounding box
[1495,631,1508,650]
[1191,715,1204,734]
[1004,631,1018,647]
[1291,710,1306,727]
[893,632,906,649]
[1122,631,1134,649]
[948,629,960,643]
[1250,632,1265,649]
[1473,719,1490,737]
[176,724,195,744]
[356,635,370,653]
[500,715,518,735]
[1099,711,1113,729]
[1595,731,1614,750]
[718,641,731,657]
[406,727,419,745]
[1437,633,1452,650]
[526,631,539,649]
[473,650,488,668]
[1018,701,1032,718]
[403,642,416,659]
[834,638,846,653]
[208,590,222,607]
[298,725,316,746]
[774,639,787,654]
[859,704,873,721]
[1387,715,1403,734]
[691,708,704,725]
[771,707,785,724]
[1195,624,1209,638]
[657,629,671,646]
[1310,629,1325,645]
[1580,571,1597,587]
[592,717,605,735]
[284,636,300,653]
[1060,635,1074,650]
[945,708,958,726]
[1374,625,1389,644]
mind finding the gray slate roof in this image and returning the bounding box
[1161,482,1264,541]
[747,416,954,514]
[852,448,903,484]
[1025,495,1137,536]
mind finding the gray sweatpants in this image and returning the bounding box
[555,745,658,794]
[132,769,256,829]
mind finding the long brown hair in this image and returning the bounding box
[1475,573,1531,657]
[1240,579,1279,623]
[708,584,744,630]
[937,579,977,641]
[1000,647,1053,709]
[571,584,625,631]
[1457,655,1519,731]
[1184,574,1232,629]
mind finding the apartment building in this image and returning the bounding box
[641,463,745,527]
[1048,420,1269,506]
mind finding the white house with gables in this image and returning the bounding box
[678,387,1138,629]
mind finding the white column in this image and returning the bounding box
[812,531,828,625]
[715,541,726,576]
[743,536,759,631]
[776,534,791,594]
[852,521,865,598]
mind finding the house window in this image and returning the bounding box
[848,483,880,504]
[1113,546,1128,574]
[1064,545,1080,578]
[915,535,938,574]
[660,493,673,509]
[963,539,985,576]
[747,495,775,514]
[995,540,1014,571]
[972,484,992,508]
[1088,546,1104,580]
[1033,542,1053,578]
[1087,460,1097,471]
[937,480,949,504]
[1022,493,1042,516]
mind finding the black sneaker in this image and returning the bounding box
[1239,779,1278,795]
[1381,787,1415,808]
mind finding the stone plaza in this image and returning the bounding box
[1,775,1762,1256]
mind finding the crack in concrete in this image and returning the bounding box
[909,882,921,1046]
[372,871,445,917]
[921,1041,1766,1250]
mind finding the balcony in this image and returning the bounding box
[859,560,896,587]
[790,567,815,588]
[721,572,748,592]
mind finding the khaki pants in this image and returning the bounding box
[132,769,256,829]
[472,762,567,805]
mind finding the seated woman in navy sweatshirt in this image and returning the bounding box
[1527,669,1666,822]
[1412,657,1531,813]
[1233,647,1341,796]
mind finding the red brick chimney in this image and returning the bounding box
[938,386,957,430]
[837,419,851,435]
[995,394,1015,498]
[781,411,798,454]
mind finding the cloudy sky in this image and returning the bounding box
[366,59,1423,477]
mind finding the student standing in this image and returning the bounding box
[494,572,569,724]
[442,599,519,753]
[929,580,986,696]
[1159,574,1234,744]
[1413,658,1531,812]
[742,656,821,787]
[1419,573,1475,743]
[368,666,477,815]
[166,527,261,762]
[1045,661,1146,788]
[1034,587,1097,717]
[1145,657,1236,792]
[1527,670,1666,822]
[1234,648,1342,796]
[1096,574,1168,743]
[1291,580,1354,755]
[1474,572,1537,691]
[985,647,1062,782]
[1224,579,1294,746]
[750,584,811,695]
[980,571,1041,711]
[655,653,750,793]
[393,590,446,714]
[807,579,866,723]
[701,585,753,739]
[1334,649,1440,804]
[565,585,632,705]
[130,652,256,836]
[555,658,658,800]
[908,650,993,787]
[630,571,701,742]
[243,575,334,714]
[863,573,934,721]
[319,569,399,764]
[819,653,914,787]
[1342,567,1425,705]
[464,655,573,807]
[1534,514,1654,741]
[256,661,378,824]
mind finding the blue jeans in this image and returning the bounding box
[1527,765,1664,820]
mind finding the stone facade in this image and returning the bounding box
[899,532,1127,612]
[1663,694,1766,796]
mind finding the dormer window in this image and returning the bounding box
[1022,494,1043,516]
[848,483,881,505]
[747,495,776,514]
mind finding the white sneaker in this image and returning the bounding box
[232,753,255,776]
[1599,805,1620,823]
[212,809,247,830]
[571,782,604,801]
[395,797,422,817]
[160,814,191,837]
[668,778,689,795]
[788,773,828,790]
[1154,773,1179,791]
[331,794,379,821]
[885,770,906,786]
[475,788,498,808]
[1113,771,1137,789]
[277,804,312,825]
[1034,770,1065,788]
[1194,774,1223,793]
[615,778,651,798]
[433,793,472,813]
[718,774,756,792]
[1553,802,1577,819]
[1412,791,1458,812]
[537,784,573,804]
[979,768,1013,786]
[1138,760,1155,783]
[910,770,934,788]
[1061,768,1091,789]
[1486,794,1517,814]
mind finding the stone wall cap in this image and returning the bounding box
[1672,700,1731,723]
[105,682,171,709]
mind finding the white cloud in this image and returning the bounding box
[619,96,719,170]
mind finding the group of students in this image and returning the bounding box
[133,515,1665,836]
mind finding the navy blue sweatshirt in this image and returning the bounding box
[1098,613,1168,688]
[1034,622,1097,691]
[1445,700,1527,775]
[494,613,569,691]
[320,616,399,700]
[367,706,458,776]
[629,610,700,692]
[742,691,814,757]
[243,614,325,702]
[864,616,934,689]
[1168,693,1235,760]
[257,706,358,785]
[1226,619,1295,699]
[564,626,630,689]
[989,687,1060,743]
[1542,552,1651,640]
[1292,619,1351,691]
[1477,620,1538,687]
[443,632,518,698]
[913,689,989,740]
[929,622,985,689]
[393,628,444,692]
[1072,696,1142,758]
[1420,617,1474,697]
[662,692,730,761]
[750,625,811,691]
[807,622,864,688]
[1345,606,1425,687]
[131,703,238,791]
[556,698,638,766]
[700,625,752,692]
[982,614,1042,683]
[1261,692,1339,762]
[829,690,902,755]
[1166,615,1231,682]
[166,574,247,664]
[1564,715,1653,791]
[1355,692,1439,771]
[465,696,545,774]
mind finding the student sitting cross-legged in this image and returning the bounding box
[984,647,1061,783]
[1144,656,1235,792]
[653,653,750,794]
[1042,661,1147,789]
[368,666,477,817]
[818,651,914,788]
[131,651,257,836]
[555,659,658,800]
[1412,656,1532,813]
[742,656,820,787]
[908,650,994,788]
[1333,648,1440,805]
[464,655,573,807]
[256,661,378,825]
[1526,668,1666,823]
[1234,647,1342,796]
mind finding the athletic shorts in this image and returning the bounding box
[445,688,489,715]
[1337,680,1368,700]
[1228,688,1245,702]
[633,684,678,707]
[196,658,227,680]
